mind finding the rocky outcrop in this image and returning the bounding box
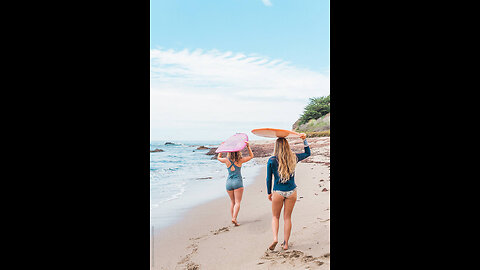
[206,142,275,160]
[206,148,219,159]
[206,148,217,155]
[196,146,209,150]
[292,119,302,131]
[150,148,164,152]
[165,142,175,145]
[293,113,330,133]
[204,137,330,164]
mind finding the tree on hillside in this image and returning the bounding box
[299,95,330,124]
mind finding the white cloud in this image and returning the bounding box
[261,0,273,7]
[150,48,329,141]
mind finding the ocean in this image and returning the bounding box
[150,140,263,229]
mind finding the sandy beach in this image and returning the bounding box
[151,138,330,269]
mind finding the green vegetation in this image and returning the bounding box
[306,130,330,137]
[304,118,329,130]
[299,95,330,125]
[293,95,330,137]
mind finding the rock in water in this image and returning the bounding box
[206,148,218,155]
[196,177,213,180]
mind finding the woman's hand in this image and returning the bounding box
[241,141,254,163]
[268,194,272,201]
[217,152,227,163]
[300,133,306,140]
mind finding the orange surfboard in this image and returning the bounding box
[251,128,302,138]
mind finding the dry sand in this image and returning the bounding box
[151,138,330,269]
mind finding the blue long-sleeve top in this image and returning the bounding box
[266,140,311,194]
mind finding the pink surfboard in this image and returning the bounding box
[251,128,302,138]
[215,133,249,153]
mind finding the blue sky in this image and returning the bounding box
[150,0,330,141]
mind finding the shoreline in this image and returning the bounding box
[150,159,266,231]
[151,137,330,269]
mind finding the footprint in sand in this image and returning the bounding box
[186,262,200,270]
[178,252,200,269]
[211,226,229,235]
[189,234,208,241]
[259,249,325,267]
[177,254,190,265]
[178,236,205,268]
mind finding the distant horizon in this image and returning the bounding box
[150,134,278,142]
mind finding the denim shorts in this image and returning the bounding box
[226,177,243,191]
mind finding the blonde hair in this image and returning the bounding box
[227,151,242,163]
[274,138,298,183]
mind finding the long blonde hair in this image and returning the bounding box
[274,138,298,183]
[227,151,242,163]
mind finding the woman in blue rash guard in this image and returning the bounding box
[266,133,310,251]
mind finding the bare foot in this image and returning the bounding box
[231,219,239,226]
[268,241,278,250]
[281,241,289,250]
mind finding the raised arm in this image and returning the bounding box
[240,141,254,163]
[296,133,311,162]
[217,152,228,163]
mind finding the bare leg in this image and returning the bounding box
[226,190,235,220]
[282,190,297,250]
[270,192,284,250]
[232,187,244,225]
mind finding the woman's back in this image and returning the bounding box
[266,140,311,193]
[226,158,242,179]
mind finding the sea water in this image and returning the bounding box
[150,140,263,230]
